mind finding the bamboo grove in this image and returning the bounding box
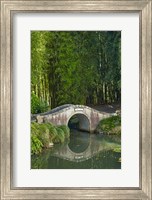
[31,31,121,114]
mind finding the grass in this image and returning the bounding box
[113,147,121,153]
[96,116,121,135]
[31,122,70,155]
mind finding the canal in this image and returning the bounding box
[31,129,121,169]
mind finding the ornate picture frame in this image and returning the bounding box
[0,0,151,199]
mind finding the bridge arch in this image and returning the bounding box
[67,113,90,132]
[35,104,114,132]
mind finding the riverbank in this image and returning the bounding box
[96,115,121,135]
[31,122,70,155]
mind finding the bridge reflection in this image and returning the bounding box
[68,130,90,153]
[31,132,121,169]
[49,130,120,163]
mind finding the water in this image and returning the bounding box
[31,130,121,169]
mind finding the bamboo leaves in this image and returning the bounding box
[31,31,121,113]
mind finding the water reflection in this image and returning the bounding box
[68,130,90,153]
[31,130,121,169]
[52,130,120,163]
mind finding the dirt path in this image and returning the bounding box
[89,103,121,113]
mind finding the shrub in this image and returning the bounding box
[31,123,43,155]
[31,122,50,149]
[31,122,70,154]
[58,125,70,138]
[38,124,50,148]
[31,134,43,155]
[31,92,49,114]
[31,122,39,133]
[96,116,121,135]
[45,123,58,143]
[54,127,65,143]
[113,147,121,153]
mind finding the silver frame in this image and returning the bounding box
[0,0,151,199]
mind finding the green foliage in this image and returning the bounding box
[44,123,58,142]
[31,134,43,155]
[96,116,121,135]
[31,92,48,114]
[37,124,50,148]
[113,147,121,153]
[31,31,121,109]
[31,123,43,155]
[31,122,70,155]
[54,127,65,143]
[58,125,70,138]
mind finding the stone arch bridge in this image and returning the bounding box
[33,104,115,132]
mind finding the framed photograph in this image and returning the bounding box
[0,0,151,199]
